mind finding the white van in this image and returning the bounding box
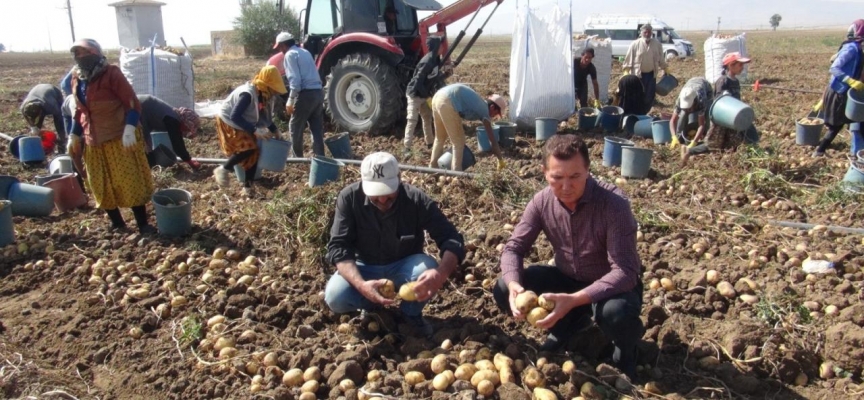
[583,14,694,61]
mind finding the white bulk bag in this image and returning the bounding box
[120,48,195,110]
[573,36,612,103]
[509,4,574,129]
[704,33,748,84]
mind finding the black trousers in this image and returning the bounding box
[493,265,643,367]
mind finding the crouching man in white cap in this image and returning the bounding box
[668,77,714,163]
[324,152,465,337]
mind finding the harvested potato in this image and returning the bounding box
[493,353,513,371]
[339,379,355,392]
[523,367,545,389]
[476,347,492,361]
[367,369,383,382]
[533,387,558,400]
[298,393,315,400]
[660,278,676,291]
[378,280,396,299]
[515,291,539,314]
[432,371,454,391]
[706,269,719,284]
[499,367,515,384]
[300,380,319,393]
[455,364,478,381]
[717,281,736,298]
[213,248,226,260]
[581,381,599,398]
[218,347,238,360]
[399,282,418,301]
[538,295,556,311]
[527,307,549,327]
[475,359,496,371]
[798,117,823,125]
[226,249,241,261]
[405,371,425,385]
[562,360,575,374]
[477,379,495,396]
[263,352,280,367]
[303,366,321,382]
[470,369,500,387]
[283,368,304,387]
[431,354,449,374]
[207,315,226,328]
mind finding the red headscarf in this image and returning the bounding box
[174,107,200,138]
[848,19,864,41]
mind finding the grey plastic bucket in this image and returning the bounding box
[494,121,517,148]
[578,108,599,130]
[153,188,193,237]
[846,89,864,122]
[0,200,13,247]
[48,155,74,175]
[623,115,651,136]
[621,147,654,178]
[258,139,292,172]
[148,144,177,168]
[655,74,679,96]
[8,182,54,217]
[710,94,755,131]
[843,160,864,185]
[325,133,353,159]
[602,137,635,168]
[857,149,864,162]
[437,146,477,170]
[535,118,558,141]
[476,126,500,152]
[633,117,657,138]
[795,118,823,146]
[151,131,173,153]
[309,156,345,187]
[651,120,672,144]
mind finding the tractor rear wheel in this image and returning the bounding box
[325,53,402,135]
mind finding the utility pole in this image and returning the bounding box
[65,0,76,42]
[716,17,721,34]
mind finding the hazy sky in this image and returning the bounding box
[0,0,861,52]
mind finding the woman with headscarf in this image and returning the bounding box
[813,19,864,157]
[614,74,648,115]
[137,94,201,169]
[66,39,155,233]
[213,65,287,197]
[20,84,66,154]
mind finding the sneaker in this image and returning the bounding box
[213,166,230,187]
[404,315,433,338]
[186,160,201,170]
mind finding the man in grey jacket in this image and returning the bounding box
[325,152,465,337]
[20,84,66,153]
[403,36,446,155]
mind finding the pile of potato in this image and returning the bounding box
[377,279,420,302]
[797,117,823,125]
[514,291,556,327]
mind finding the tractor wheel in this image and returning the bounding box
[325,53,402,135]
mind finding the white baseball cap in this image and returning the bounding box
[679,87,698,109]
[273,32,294,49]
[361,152,400,196]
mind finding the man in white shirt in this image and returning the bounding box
[622,24,669,109]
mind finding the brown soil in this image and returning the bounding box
[0,33,863,400]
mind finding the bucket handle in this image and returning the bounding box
[154,194,180,206]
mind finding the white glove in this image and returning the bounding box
[122,124,137,148]
[254,127,272,140]
[29,126,40,136]
[67,134,81,155]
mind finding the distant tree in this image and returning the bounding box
[770,14,782,31]
[233,0,301,57]
[0,43,6,52]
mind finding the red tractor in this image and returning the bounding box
[292,0,503,134]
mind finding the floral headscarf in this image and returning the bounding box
[174,107,200,138]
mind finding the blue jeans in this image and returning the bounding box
[641,71,656,107]
[324,253,438,317]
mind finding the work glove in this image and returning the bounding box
[669,135,681,148]
[254,127,273,140]
[591,99,601,109]
[286,97,296,115]
[67,134,81,156]
[622,69,630,76]
[122,124,137,148]
[845,76,864,91]
[665,66,673,76]
[687,140,698,148]
[29,126,40,136]
[497,158,507,171]
[813,99,823,112]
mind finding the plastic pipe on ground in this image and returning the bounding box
[767,219,864,235]
[190,157,476,178]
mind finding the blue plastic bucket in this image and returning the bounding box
[151,131,173,153]
[623,115,651,136]
[651,120,672,144]
[795,117,823,146]
[234,165,262,182]
[437,146,477,171]
[152,188,193,237]
[0,175,21,199]
[655,74,679,96]
[578,108,600,130]
[599,106,624,133]
[325,133,353,159]
[843,162,864,184]
[19,136,45,163]
[258,138,292,172]
[621,147,654,178]
[535,118,558,141]
[710,94,755,131]
[48,155,74,175]
[309,156,345,187]
[602,137,635,168]
[634,117,657,138]
[8,182,54,217]
[0,200,13,247]
[846,89,864,122]
[494,121,517,148]
[476,126,501,152]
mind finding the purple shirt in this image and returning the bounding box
[499,178,641,302]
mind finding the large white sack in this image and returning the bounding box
[509,4,574,129]
[704,33,749,84]
[120,48,195,110]
[573,36,612,103]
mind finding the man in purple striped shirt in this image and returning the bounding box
[494,134,643,379]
